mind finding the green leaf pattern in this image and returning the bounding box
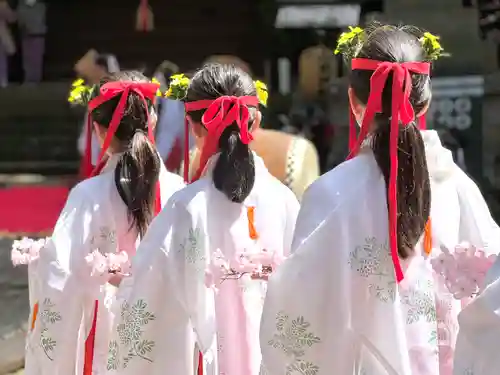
[90,226,117,253]
[401,280,437,325]
[180,228,204,266]
[348,237,396,302]
[107,299,156,370]
[268,311,321,375]
[38,298,62,361]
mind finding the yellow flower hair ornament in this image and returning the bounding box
[165,73,190,100]
[334,26,364,58]
[68,78,94,105]
[334,25,448,61]
[419,31,449,61]
[165,74,270,107]
[151,77,163,97]
[254,80,268,107]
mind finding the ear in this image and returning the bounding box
[187,115,206,139]
[348,87,364,122]
[251,110,262,132]
[416,98,431,118]
[93,122,106,145]
[149,108,158,131]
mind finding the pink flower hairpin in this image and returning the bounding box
[431,243,497,299]
[85,250,131,284]
[204,248,285,291]
[11,237,48,266]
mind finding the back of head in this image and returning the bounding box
[187,63,258,203]
[349,25,432,259]
[90,70,161,237]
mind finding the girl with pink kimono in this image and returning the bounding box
[107,63,299,375]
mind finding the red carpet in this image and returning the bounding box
[0,186,69,237]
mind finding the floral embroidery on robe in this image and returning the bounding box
[349,237,396,302]
[267,311,321,375]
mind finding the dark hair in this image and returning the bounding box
[186,63,257,203]
[90,70,161,237]
[349,25,431,259]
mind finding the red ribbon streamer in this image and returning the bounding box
[184,95,259,183]
[347,58,430,283]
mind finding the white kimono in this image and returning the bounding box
[107,153,299,375]
[260,130,500,375]
[453,256,500,374]
[24,153,185,375]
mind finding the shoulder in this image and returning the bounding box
[66,174,111,210]
[264,172,298,205]
[304,151,378,209]
[158,167,186,204]
[161,178,210,216]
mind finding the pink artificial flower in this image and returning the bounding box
[204,268,218,291]
[108,251,130,274]
[430,248,456,276]
[85,250,108,277]
[11,249,29,266]
[10,237,47,266]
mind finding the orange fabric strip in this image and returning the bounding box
[246,206,259,240]
[30,302,39,331]
[424,218,432,256]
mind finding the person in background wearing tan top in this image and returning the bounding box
[0,0,16,88]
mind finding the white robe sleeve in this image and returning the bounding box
[108,198,214,375]
[456,167,500,253]
[284,193,300,255]
[25,187,99,375]
[452,169,500,374]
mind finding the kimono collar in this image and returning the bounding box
[199,151,267,181]
[100,152,123,174]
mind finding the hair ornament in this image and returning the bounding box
[68,78,94,105]
[151,77,163,97]
[165,73,190,100]
[334,26,364,58]
[419,31,448,61]
[165,73,268,106]
[334,25,448,62]
[254,80,268,107]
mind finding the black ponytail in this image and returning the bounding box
[114,131,161,237]
[212,124,255,203]
[90,70,161,237]
[371,116,430,259]
[186,63,258,203]
[349,25,432,259]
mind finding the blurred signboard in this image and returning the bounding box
[275,4,360,28]
[427,76,484,180]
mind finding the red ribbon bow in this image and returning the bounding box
[348,58,431,283]
[184,95,259,183]
[83,80,162,213]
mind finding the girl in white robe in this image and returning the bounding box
[260,24,500,375]
[24,71,185,375]
[107,63,299,375]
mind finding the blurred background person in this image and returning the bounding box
[17,0,46,84]
[0,0,16,88]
